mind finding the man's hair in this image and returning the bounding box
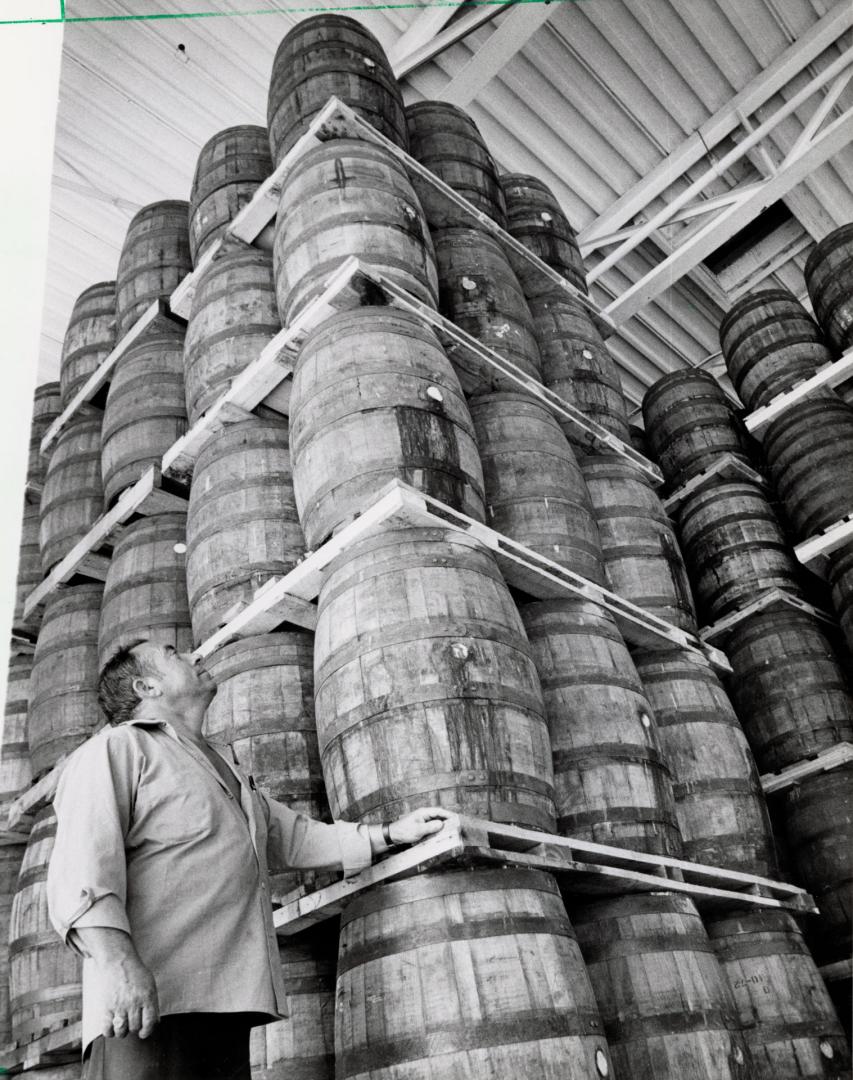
[98,639,153,726]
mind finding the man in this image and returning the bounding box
[46,639,453,1080]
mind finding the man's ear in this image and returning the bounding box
[132,674,161,699]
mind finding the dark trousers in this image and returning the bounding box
[82,1012,253,1080]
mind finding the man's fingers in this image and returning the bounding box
[112,1011,130,1039]
[101,1013,116,1040]
[126,1003,143,1034]
[139,1002,159,1040]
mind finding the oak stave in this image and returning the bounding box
[405,100,506,228]
[580,455,697,631]
[719,289,833,411]
[827,545,853,656]
[267,14,407,164]
[115,200,192,339]
[804,223,853,354]
[313,527,555,829]
[59,281,117,408]
[188,124,272,264]
[1,656,33,808]
[705,907,850,1078]
[183,247,281,426]
[13,495,43,637]
[98,512,192,668]
[723,608,853,774]
[676,480,802,622]
[289,306,485,548]
[633,647,777,876]
[273,140,437,327]
[431,226,543,394]
[39,410,104,574]
[29,582,105,779]
[522,599,682,856]
[570,891,752,1080]
[468,392,605,586]
[28,381,62,488]
[100,320,187,506]
[0,845,26,1047]
[336,868,613,1080]
[186,417,303,644]
[500,172,587,297]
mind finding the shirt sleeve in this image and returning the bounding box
[46,728,137,951]
[261,795,373,878]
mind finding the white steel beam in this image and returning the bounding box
[387,3,465,71]
[604,104,853,325]
[436,2,556,107]
[391,2,513,79]
[578,2,853,246]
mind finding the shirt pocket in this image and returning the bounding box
[129,779,224,848]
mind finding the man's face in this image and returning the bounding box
[132,642,215,702]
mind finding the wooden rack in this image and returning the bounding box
[744,347,853,435]
[794,512,853,568]
[0,1020,81,1074]
[760,741,853,795]
[819,958,853,984]
[663,454,767,515]
[700,587,838,644]
[273,814,817,939]
[193,479,730,673]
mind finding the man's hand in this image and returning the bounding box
[387,806,457,846]
[70,927,160,1039]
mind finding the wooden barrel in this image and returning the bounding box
[763,392,853,540]
[719,289,833,411]
[780,764,853,965]
[273,140,437,326]
[98,512,192,667]
[529,291,631,445]
[642,369,753,486]
[183,247,281,425]
[115,200,192,339]
[705,908,850,1078]
[828,546,853,656]
[629,423,651,459]
[39,410,104,573]
[204,633,327,902]
[314,527,555,829]
[500,172,587,297]
[521,599,681,856]
[431,226,543,393]
[1,656,33,808]
[804,223,853,354]
[13,495,43,637]
[9,807,82,1045]
[59,281,117,407]
[633,647,777,876]
[676,481,802,622]
[405,101,506,228]
[336,868,614,1080]
[0,845,26,1047]
[289,307,485,548]
[723,608,853,774]
[251,930,336,1080]
[571,892,751,1079]
[580,456,697,631]
[186,419,303,644]
[29,582,104,779]
[101,321,187,506]
[188,124,272,264]
[468,393,605,585]
[267,14,407,164]
[28,381,62,487]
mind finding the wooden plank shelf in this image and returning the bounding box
[760,742,853,795]
[744,347,853,435]
[39,300,183,456]
[795,512,853,566]
[273,814,817,938]
[819,958,853,983]
[663,454,766,515]
[6,758,67,833]
[9,634,36,657]
[0,1020,81,1074]
[22,465,188,618]
[194,479,730,673]
[700,587,838,644]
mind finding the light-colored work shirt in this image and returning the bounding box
[46,717,373,1055]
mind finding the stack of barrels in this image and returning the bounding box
[4,10,852,1077]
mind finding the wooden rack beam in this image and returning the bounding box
[663,454,767,515]
[0,1020,81,1074]
[273,814,816,938]
[700,588,838,644]
[194,479,730,673]
[795,513,853,566]
[761,742,853,795]
[745,349,853,435]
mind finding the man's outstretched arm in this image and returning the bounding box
[70,927,160,1040]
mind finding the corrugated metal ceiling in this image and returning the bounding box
[41,0,853,411]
